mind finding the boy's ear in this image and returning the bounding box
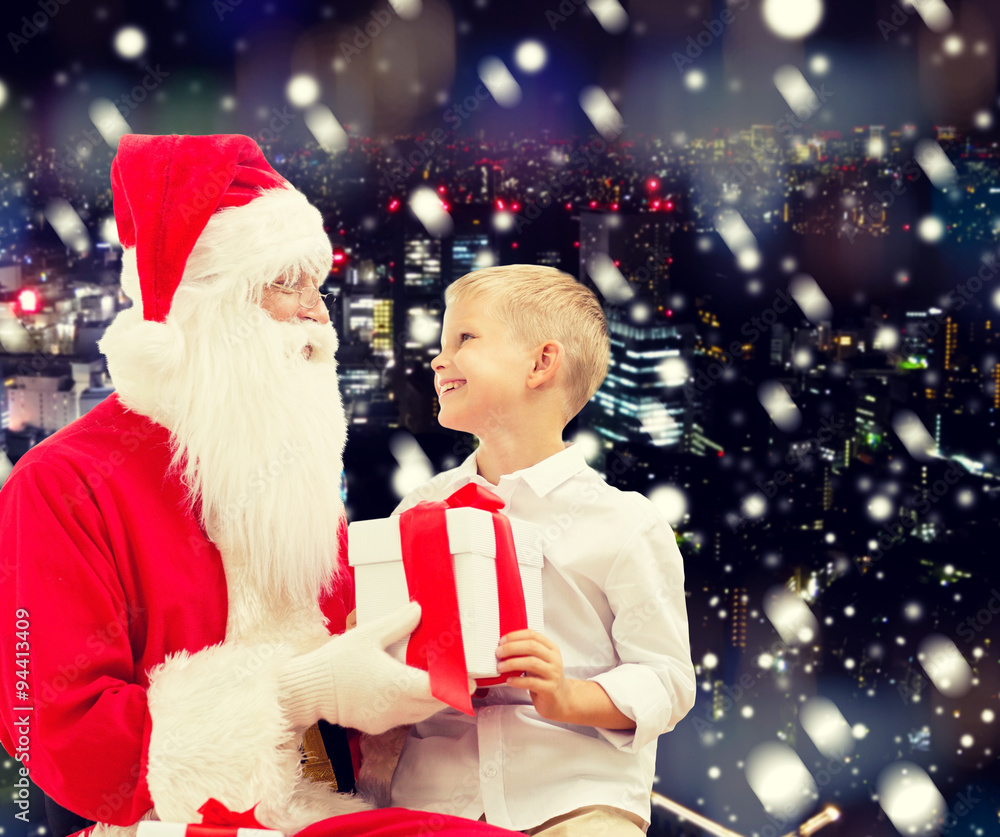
[526,340,564,389]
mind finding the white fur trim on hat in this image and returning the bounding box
[182,184,332,295]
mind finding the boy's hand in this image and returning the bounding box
[496,629,573,722]
[496,629,637,731]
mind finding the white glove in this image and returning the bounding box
[278,601,447,734]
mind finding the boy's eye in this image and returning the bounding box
[459,333,475,343]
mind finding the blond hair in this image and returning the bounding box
[445,265,610,421]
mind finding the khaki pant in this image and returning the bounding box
[524,806,646,836]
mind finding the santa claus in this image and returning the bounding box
[0,134,516,837]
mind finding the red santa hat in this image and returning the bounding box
[111,134,331,322]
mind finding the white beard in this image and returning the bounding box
[101,292,348,633]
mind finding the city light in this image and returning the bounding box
[4,19,1000,836]
[17,289,39,314]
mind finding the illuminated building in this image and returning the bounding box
[372,298,394,359]
[851,372,892,462]
[751,125,775,152]
[404,236,442,292]
[341,294,394,360]
[592,308,692,449]
[450,233,490,281]
[579,211,675,309]
[868,125,886,159]
[6,361,107,436]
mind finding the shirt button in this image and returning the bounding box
[483,765,498,779]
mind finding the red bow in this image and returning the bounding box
[398,484,529,715]
[196,799,265,830]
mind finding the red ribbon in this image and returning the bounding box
[398,484,529,715]
[195,799,266,831]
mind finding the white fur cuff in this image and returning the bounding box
[145,642,298,826]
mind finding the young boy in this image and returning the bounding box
[389,265,696,836]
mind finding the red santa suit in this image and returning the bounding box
[0,134,517,837]
[0,393,354,824]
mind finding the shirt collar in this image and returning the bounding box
[444,444,589,499]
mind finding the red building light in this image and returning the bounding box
[18,289,39,314]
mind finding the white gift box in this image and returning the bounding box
[348,508,544,679]
[137,823,281,837]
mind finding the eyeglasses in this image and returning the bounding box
[265,283,330,310]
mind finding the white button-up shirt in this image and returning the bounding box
[389,445,696,831]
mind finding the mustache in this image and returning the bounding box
[271,317,339,361]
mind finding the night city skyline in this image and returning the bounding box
[2,2,999,837]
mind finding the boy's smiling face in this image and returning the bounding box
[431,295,534,437]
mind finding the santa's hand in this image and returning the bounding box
[278,601,446,734]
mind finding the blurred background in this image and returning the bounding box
[0,1,998,836]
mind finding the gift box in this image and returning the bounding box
[136,799,280,837]
[348,502,544,682]
[137,821,281,837]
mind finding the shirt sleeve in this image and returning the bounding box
[588,506,696,753]
[0,461,155,824]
